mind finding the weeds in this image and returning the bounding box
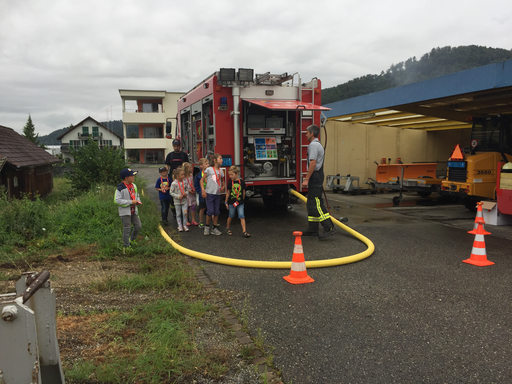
[64,299,220,383]
[0,177,172,264]
[90,261,199,294]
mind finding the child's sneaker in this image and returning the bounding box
[204,226,210,236]
[178,225,184,232]
[198,222,205,229]
[183,224,189,232]
[211,227,222,236]
[191,221,199,226]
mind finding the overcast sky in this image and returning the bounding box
[1,0,511,136]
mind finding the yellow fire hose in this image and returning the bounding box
[158,189,374,268]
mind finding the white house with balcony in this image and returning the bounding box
[119,89,183,164]
[57,116,123,163]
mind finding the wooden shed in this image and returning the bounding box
[0,125,61,199]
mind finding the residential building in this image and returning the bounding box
[57,116,123,163]
[119,90,183,164]
[0,125,61,199]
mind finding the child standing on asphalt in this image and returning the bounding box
[225,166,250,237]
[194,158,208,228]
[170,167,189,232]
[182,162,198,226]
[201,154,224,236]
[115,168,142,251]
[155,166,171,225]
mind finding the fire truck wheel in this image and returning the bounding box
[417,191,432,198]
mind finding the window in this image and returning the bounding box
[143,127,163,138]
[142,103,159,113]
[92,126,99,137]
[145,150,164,163]
[82,126,89,134]
[126,125,139,138]
[70,140,80,149]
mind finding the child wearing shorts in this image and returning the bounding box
[224,165,250,237]
[182,162,198,226]
[201,153,224,236]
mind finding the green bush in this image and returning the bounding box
[67,139,126,193]
[0,190,50,246]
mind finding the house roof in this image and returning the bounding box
[324,59,512,131]
[56,116,123,140]
[0,126,61,167]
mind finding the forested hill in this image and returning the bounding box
[39,120,123,145]
[322,45,512,105]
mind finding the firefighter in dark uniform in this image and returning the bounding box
[301,124,337,239]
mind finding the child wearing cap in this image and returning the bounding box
[115,168,142,251]
[155,166,172,225]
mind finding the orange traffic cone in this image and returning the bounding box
[283,231,314,284]
[463,214,494,267]
[471,202,490,233]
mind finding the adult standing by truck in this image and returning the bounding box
[165,139,189,173]
[301,124,336,239]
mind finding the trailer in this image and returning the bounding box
[365,162,443,205]
[175,68,330,207]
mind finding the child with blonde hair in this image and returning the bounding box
[182,162,198,226]
[201,154,224,236]
[194,158,209,228]
[170,167,189,232]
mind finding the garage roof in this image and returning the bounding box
[324,59,512,131]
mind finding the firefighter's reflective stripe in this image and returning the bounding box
[308,197,331,222]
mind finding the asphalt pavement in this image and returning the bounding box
[136,165,512,384]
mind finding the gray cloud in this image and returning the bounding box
[1,0,511,135]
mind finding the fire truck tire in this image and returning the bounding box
[417,191,432,198]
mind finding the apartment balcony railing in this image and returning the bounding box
[61,145,71,153]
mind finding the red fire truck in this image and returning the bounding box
[175,68,330,207]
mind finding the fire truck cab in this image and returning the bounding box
[176,68,330,207]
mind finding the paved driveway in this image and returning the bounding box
[137,165,512,384]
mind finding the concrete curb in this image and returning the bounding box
[185,256,284,384]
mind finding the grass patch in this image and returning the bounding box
[0,177,172,264]
[62,299,230,384]
[90,258,199,294]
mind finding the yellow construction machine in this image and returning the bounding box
[441,115,512,210]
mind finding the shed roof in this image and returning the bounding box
[0,126,61,167]
[56,116,123,140]
[324,59,512,131]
